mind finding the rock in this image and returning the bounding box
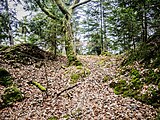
[1,86,24,106]
[0,68,13,86]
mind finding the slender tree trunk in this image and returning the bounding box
[5,0,14,45]
[100,0,103,53]
[102,0,107,51]
[142,0,147,43]
[144,4,147,42]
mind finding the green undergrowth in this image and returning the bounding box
[111,67,160,108]
[116,37,160,109]
[69,66,91,84]
[122,41,160,68]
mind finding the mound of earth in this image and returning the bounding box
[0,43,55,65]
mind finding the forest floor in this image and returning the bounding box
[0,55,157,120]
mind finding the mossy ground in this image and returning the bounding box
[1,86,24,107]
[111,67,160,108]
[0,68,24,108]
[102,75,112,83]
[48,116,58,120]
[116,39,160,109]
[69,66,91,84]
[70,73,80,84]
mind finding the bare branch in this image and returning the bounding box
[54,0,71,16]
[35,0,59,20]
[71,0,91,9]
[73,0,79,5]
[56,83,81,97]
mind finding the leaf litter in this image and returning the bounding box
[0,55,157,119]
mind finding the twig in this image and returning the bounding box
[56,83,80,97]
[44,53,49,97]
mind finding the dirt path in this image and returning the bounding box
[0,55,157,119]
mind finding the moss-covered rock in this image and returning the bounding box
[70,73,80,84]
[69,67,91,84]
[0,68,13,86]
[1,86,24,106]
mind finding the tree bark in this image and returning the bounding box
[36,0,91,65]
[64,16,82,65]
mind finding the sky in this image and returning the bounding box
[8,1,28,20]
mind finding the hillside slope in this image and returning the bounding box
[0,53,157,119]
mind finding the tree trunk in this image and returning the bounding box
[100,0,103,53]
[5,0,14,45]
[64,17,82,66]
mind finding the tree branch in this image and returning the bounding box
[35,0,59,20]
[56,83,80,97]
[54,0,71,16]
[71,0,91,9]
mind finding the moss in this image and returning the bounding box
[130,78,143,90]
[101,51,112,56]
[28,81,46,92]
[48,116,58,120]
[69,67,90,84]
[145,70,160,85]
[98,60,105,66]
[158,82,160,90]
[123,89,139,97]
[102,75,111,83]
[0,45,9,51]
[156,109,160,120]
[0,68,13,86]
[80,68,91,77]
[113,80,128,95]
[70,73,80,84]
[67,53,82,66]
[63,114,70,119]
[112,79,142,97]
[1,86,24,106]
[76,66,83,69]
[130,69,141,78]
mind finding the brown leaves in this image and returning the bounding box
[0,55,157,119]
